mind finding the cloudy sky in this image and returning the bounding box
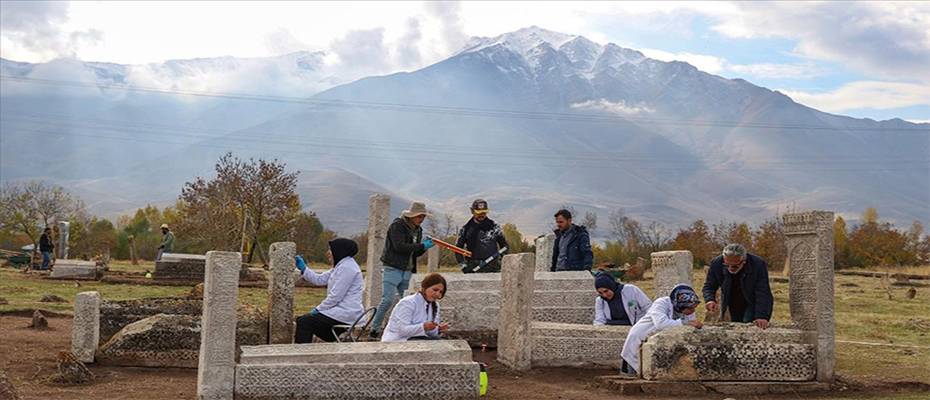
[1,1,928,122]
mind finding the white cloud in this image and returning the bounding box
[570,99,654,115]
[780,81,930,112]
[727,62,825,80]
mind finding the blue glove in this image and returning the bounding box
[309,308,320,317]
[422,238,435,250]
[295,255,307,272]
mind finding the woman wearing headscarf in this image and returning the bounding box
[593,273,652,326]
[381,272,450,342]
[294,238,365,343]
[619,284,703,375]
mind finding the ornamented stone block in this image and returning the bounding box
[50,260,98,280]
[651,251,693,299]
[497,253,536,371]
[783,210,835,383]
[98,314,201,368]
[530,322,630,367]
[197,251,241,400]
[239,340,474,364]
[71,291,100,363]
[640,325,816,382]
[100,297,203,344]
[267,242,296,344]
[365,194,390,309]
[534,233,556,271]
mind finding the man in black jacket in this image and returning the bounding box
[369,201,435,338]
[550,209,594,272]
[39,227,55,270]
[455,199,508,273]
[702,243,774,329]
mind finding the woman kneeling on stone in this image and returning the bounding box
[593,272,652,326]
[381,272,449,342]
[294,238,365,343]
[619,284,703,375]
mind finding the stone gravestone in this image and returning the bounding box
[365,194,390,308]
[50,259,98,280]
[267,242,296,344]
[58,221,70,259]
[497,253,536,371]
[197,251,241,400]
[534,233,555,272]
[783,211,835,383]
[427,246,440,273]
[71,291,101,363]
[651,250,693,299]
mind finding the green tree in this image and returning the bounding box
[502,223,530,253]
[833,216,852,269]
[753,217,785,270]
[672,220,717,267]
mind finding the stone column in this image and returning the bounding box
[783,211,835,383]
[57,221,70,259]
[71,291,100,363]
[268,242,296,344]
[197,251,242,400]
[497,253,536,371]
[534,233,555,272]
[365,194,390,308]
[651,250,693,299]
[427,246,440,272]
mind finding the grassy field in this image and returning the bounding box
[1,260,927,385]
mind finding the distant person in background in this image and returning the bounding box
[593,273,652,326]
[455,199,508,273]
[156,224,174,261]
[620,284,703,375]
[294,237,365,343]
[702,243,774,329]
[38,227,55,270]
[368,201,434,339]
[550,209,593,271]
[381,272,449,342]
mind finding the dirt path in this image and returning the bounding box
[1,315,926,400]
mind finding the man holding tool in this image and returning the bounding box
[453,199,509,273]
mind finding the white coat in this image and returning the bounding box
[620,296,696,373]
[381,292,441,342]
[594,283,652,326]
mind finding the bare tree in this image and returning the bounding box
[581,211,598,235]
[0,181,83,250]
[641,221,670,253]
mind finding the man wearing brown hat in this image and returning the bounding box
[369,201,434,338]
[455,199,508,273]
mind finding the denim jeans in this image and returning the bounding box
[41,251,52,270]
[369,266,412,334]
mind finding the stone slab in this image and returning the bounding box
[534,233,555,272]
[651,250,693,299]
[197,251,241,400]
[267,242,296,344]
[365,194,390,309]
[71,291,100,363]
[97,314,200,368]
[160,253,207,262]
[531,322,630,367]
[50,264,98,280]
[235,362,480,400]
[240,340,473,365]
[410,271,592,292]
[640,326,815,381]
[100,297,203,344]
[497,253,535,371]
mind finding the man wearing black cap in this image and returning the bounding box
[455,199,509,273]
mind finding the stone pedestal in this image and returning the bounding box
[197,251,241,400]
[651,250,693,299]
[427,246,440,272]
[497,253,536,371]
[783,211,835,383]
[365,194,390,309]
[267,242,296,344]
[534,233,555,271]
[71,291,101,363]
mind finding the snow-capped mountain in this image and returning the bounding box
[2,26,927,235]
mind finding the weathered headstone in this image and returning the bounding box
[365,194,390,308]
[197,251,241,400]
[58,221,70,259]
[50,259,98,280]
[427,246,440,272]
[30,310,49,330]
[497,253,536,371]
[530,322,630,367]
[534,233,556,272]
[783,211,835,383]
[267,242,296,344]
[71,291,101,363]
[651,250,693,299]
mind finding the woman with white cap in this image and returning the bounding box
[368,201,435,339]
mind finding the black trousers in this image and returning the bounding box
[295,311,346,343]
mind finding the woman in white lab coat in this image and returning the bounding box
[381,273,450,342]
[593,273,652,326]
[619,284,703,375]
